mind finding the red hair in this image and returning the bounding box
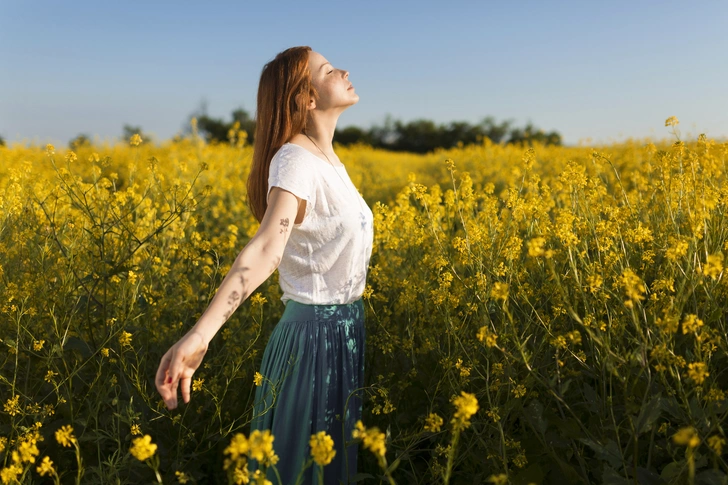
[246,46,318,223]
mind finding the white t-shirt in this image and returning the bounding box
[266,142,374,305]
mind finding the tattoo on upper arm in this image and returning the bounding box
[279,217,290,234]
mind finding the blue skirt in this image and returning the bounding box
[248,298,366,485]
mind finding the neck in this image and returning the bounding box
[302,111,340,152]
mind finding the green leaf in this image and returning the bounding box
[602,465,631,485]
[64,336,93,360]
[635,394,663,434]
[349,473,375,483]
[660,460,686,481]
[579,438,623,470]
[524,399,547,435]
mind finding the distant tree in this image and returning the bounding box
[231,108,256,144]
[507,120,562,146]
[122,124,150,145]
[367,114,398,147]
[334,125,375,146]
[69,133,91,149]
[183,99,255,144]
[478,116,514,144]
[391,118,442,153]
[0,134,5,147]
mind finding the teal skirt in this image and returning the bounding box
[248,298,366,485]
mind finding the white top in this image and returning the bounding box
[266,142,374,305]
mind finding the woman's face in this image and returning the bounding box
[308,50,358,111]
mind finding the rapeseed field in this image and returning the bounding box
[1,118,726,484]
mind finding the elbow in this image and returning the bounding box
[244,236,284,274]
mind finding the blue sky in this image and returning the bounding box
[1,0,726,147]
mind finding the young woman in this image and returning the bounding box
[155,46,373,485]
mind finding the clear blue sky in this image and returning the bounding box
[1,0,726,147]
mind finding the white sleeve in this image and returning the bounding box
[267,148,316,205]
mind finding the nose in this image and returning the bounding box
[343,70,349,79]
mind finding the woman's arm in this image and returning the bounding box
[189,186,303,345]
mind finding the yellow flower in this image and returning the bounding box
[619,268,646,308]
[452,391,479,429]
[129,133,143,146]
[45,144,55,155]
[309,431,336,466]
[673,426,700,448]
[351,420,386,457]
[130,424,142,436]
[33,340,45,351]
[487,473,509,485]
[253,372,263,386]
[702,253,723,280]
[128,270,138,284]
[682,314,704,334]
[65,151,77,163]
[118,331,133,348]
[512,384,527,398]
[0,465,23,483]
[351,420,366,439]
[4,394,21,416]
[708,435,725,455]
[249,293,267,306]
[224,433,250,462]
[17,439,39,463]
[175,470,191,483]
[248,429,275,463]
[251,469,272,485]
[55,425,77,447]
[192,378,204,392]
[491,282,509,301]
[36,456,55,477]
[665,116,679,127]
[486,407,500,423]
[423,413,443,433]
[527,237,546,257]
[455,358,471,377]
[44,370,58,383]
[476,326,498,347]
[687,362,709,385]
[666,238,689,261]
[174,470,190,483]
[130,434,157,461]
[100,348,110,357]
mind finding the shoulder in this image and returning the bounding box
[271,143,309,168]
[269,144,317,183]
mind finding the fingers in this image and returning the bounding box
[180,376,191,404]
[155,352,171,392]
[155,333,208,410]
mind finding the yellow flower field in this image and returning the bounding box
[0,119,727,484]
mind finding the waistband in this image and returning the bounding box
[281,297,364,323]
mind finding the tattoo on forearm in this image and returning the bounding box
[279,217,289,234]
[222,290,241,322]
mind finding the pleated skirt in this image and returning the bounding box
[248,297,366,485]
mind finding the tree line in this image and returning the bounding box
[180,105,562,153]
[1,104,562,152]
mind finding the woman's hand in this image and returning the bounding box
[155,331,209,410]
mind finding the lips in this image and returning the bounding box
[347,83,354,90]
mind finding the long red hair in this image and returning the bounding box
[246,46,318,223]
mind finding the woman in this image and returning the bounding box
[155,46,373,485]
